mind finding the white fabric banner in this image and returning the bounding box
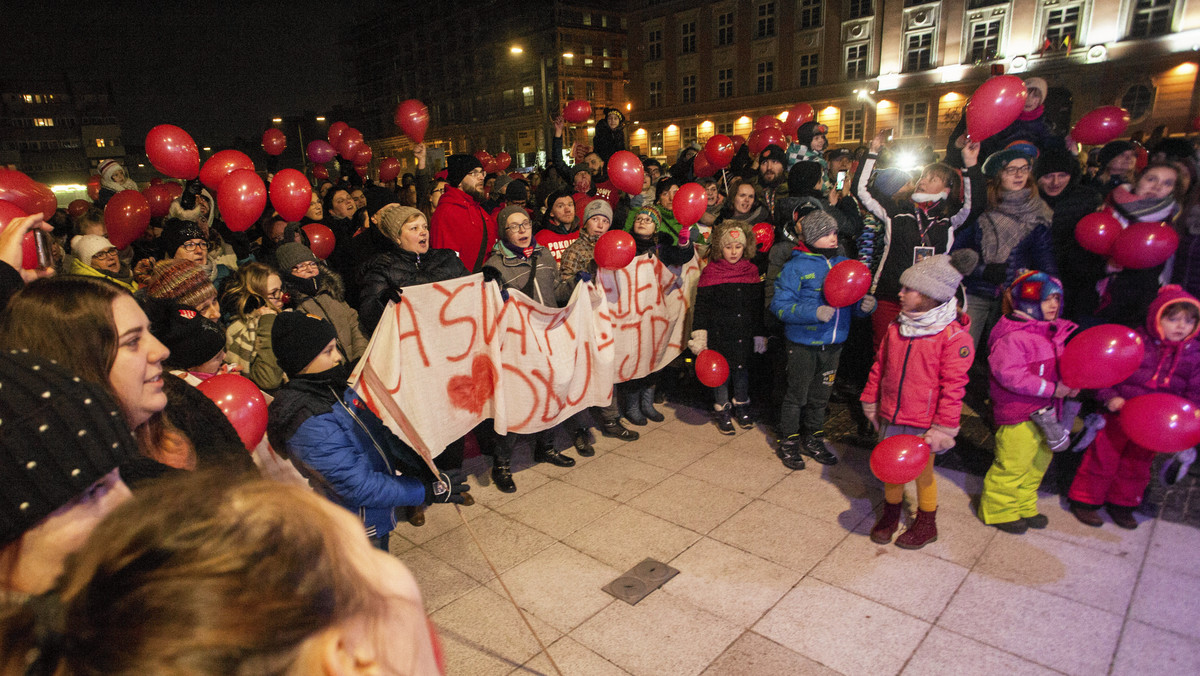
[350,254,701,463]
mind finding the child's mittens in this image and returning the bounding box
[1053,381,1080,399]
[815,305,835,322]
[753,336,768,354]
[687,330,708,354]
[861,401,880,431]
[678,225,691,246]
[859,295,877,313]
[924,425,958,454]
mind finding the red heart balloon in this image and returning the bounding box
[695,349,730,387]
[607,151,644,194]
[965,75,1028,142]
[1119,393,1200,453]
[103,190,151,249]
[704,135,735,169]
[823,260,872,307]
[217,169,267,232]
[1074,212,1122,255]
[594,230,636,269]
[1070,106,1131,146]
[671,182,707,227]
[269,169,313,222]
[261,128,287,156]
[871,435,931,484]
[1111,221,1178,270]
[394,101,429,144]
[199,150,254,192]
[378,158,401,183]
[1059,324,1145,390]
[302,223,336,259]
[494,152,512,172]
[196,373,268,449]
[145,124,200,179]
[142,184,174,219]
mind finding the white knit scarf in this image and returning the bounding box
[898,298,959,337]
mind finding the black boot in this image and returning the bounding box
[491,460,516,493]
[641,386,665,422]
[533,442,576,467]
[599,418,639,441]
[623,390,647,426]
[799,432,839,465]
[731,399,753,428]
[777,435,806,470]
[573,427,595,457]
[714,403,736,435]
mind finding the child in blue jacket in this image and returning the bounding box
[266,312,468,548]
[770,211,875,469]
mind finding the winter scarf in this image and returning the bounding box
[898,298,959,337]
[698,258,759,287]
[979,188,1053,264]
[1109,185,1178,224]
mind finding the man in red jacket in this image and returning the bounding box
[430,154,498,273]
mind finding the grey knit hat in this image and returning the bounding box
[276,242,319,273]
[496,204,530,232]
[899,254,964,302]
[801,210,838,245]
[583,199,613,224]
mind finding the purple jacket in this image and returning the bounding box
[988,314,1077,425]
[1097,285,1200,404]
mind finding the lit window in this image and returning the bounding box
[904,31,934,72]
[95,138,106,148]
[522,86,534,106]
[22,94,34,103]
[650,130,664,156]
[1044,4,1082,51]
[967,18,1002,63]
[901,102,929,137]
[845,43,869,80]
[33,118,54,127]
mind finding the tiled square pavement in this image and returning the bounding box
[390,403,1200,675]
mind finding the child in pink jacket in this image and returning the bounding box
[979,271,1078,533]
[1068,285,1200,529]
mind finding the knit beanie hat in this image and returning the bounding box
[1035,147,1080,179]
[632,207,663,232]
[1097,141,1137,171]
[800,210,837,246]
[899,254,964,303]
[496,204,530,232]
[1024,77,1048,103]
[506,179,529,202]
[276,242,319,273]
[376,205,425,243]
[0,350,139,546]
[707,221,755,260]
[71,234,115,267]
[795,121,829,148]
[758,144,788,167]
[98,159,121,182]
[1004,270,1063,320]
[272,312,339,377]
[788,161,824,193]
[141,297,226,370]
[158,218,206,259]
[446,154,484,188]
[870,167,910,197]
[145,259,217,310]
[492,174,514,198]
[982,147,1036,178]
[582,199,613,225]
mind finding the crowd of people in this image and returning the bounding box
[1,78,1199,672]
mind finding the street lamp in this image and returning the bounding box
[510,42,552,164]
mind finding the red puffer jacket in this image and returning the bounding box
[861,313,974,431]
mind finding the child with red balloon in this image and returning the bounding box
[861,253,975,549]
[769,211,876,469]
[1067,286,1200,529]
[689,221,767,434]
[979,271,1078,534]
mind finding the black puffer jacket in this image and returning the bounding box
[357,242,470,333]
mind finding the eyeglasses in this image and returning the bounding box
[506,221,532,232]
[179,241,206,252]
[292,261,318,272]
[431,187,447,195]
[92,248,119,260]
[1003,164,1032,176]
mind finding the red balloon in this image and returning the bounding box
[0,168,56,220]
[394,100,429,143]
[199,149,255,192]
[594,230,636,269]
[216,169,266,232]
[692,150,718,178]
[196,374,268,450]
[695,349,730,388]
[754,115,783,132]
[67,199,91,219]
[965,75,1028,142]
[302,223,336,259]
[378,157,401,183]
[704,135,735,168]
[563,100,592,124]
[338,129,364,162]
[261,128,287,156]
[327,121,349,146]
[1134,143,1149,173]
[730,135,746,153]
[149,177,164,186]
[145,124,200,179]
[824,260,872,308]
[1071,106,1131,146]
[1060,324,1145,390]
[494,152,512,172]
[307,140,336,164]
[752,222,774,252]
[354,165,368,178]
[870,435,931,484]
[783,103,816,137]
[607,151,644,194]
[164,182,183,201]
[269,169,313,222]
[103,190,151,249]
[1074,212,1122,255]
[474,150,492,166]
[1111,221,1178,269]
[87,174,101,201]
[0,201,43,270]
[353,145,373,168]
[142,184,173,219]
[672,182,707,227]
[747,128,785,156]
[1119,393,1200,453]
[312,164,330,181]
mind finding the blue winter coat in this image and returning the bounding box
[267,377,430,539]
[770,245,870,345]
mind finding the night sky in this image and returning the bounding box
[3,1,391,147]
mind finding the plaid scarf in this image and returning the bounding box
[979,188,1053,265]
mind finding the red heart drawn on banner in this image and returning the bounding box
[447,354,497,414]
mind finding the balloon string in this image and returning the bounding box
[454,505,564,676]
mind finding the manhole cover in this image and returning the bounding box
[602,558,679,605]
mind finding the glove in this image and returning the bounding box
[575,270,592,283]
[815,305,835,322]
[687,329,708,355]
[1053,381,1078,398]
[180,178,203,210]
[753,336,767,354]
[678,225,691,246]
[859,294,877,313]
[924,425,958,454]
[481,267,509,301]
[861,401,880,432]
[424,471,470,505]
[378,287,403,306]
